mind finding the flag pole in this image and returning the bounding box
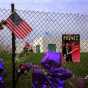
[11,3,16,88]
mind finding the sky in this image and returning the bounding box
[0,0,88,14]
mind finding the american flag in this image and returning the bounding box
[5,12,32,39]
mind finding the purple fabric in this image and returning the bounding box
[41,51,61,64]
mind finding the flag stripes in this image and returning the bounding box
[5,13,32,39]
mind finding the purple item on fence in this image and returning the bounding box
[57,80,64,88]
[41,51,61,65]
[0,59,4,70]
[0,76,3,81]
[49,67,72,80]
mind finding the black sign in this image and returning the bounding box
[62,34,80,41]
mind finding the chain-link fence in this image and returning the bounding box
[0,8,88,88]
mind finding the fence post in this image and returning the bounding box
[11,3,16,88]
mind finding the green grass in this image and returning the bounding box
[0,51,88,88]
[27,52,88,77]
[18,52,88,88]
[64,53,88,77]
[21,52,88,77]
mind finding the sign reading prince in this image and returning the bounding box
[62,34,80,41]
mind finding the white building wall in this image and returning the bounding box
[32,37,44,53]
[32,37,62,53]
[80,40,88,52]
[15,42,25,54]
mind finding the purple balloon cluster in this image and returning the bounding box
[32,51,72,88]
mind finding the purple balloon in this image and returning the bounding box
[41,51,62,65]
[49,67,72,80]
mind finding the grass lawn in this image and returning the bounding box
[21,52,88,76]
[0,51,88,88]
[64,53,88,77]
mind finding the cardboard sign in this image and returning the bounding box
[62,34,80,63]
